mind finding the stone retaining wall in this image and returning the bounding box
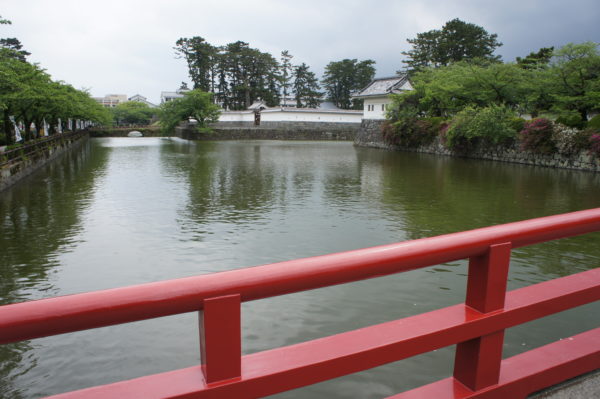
[177,121,359,141]
[0,132,88,192]
[355,119,600,172]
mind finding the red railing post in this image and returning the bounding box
[199,294,241,384]
[453,242,511,391]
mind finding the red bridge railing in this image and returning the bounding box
[1,209,599,398]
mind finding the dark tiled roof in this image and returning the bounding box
[353,74,410,98]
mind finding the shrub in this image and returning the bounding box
[587,114,600,130]
[555,113,586,129]
[510,117,527,133]
[590,133,600,157]
[519,118,555,153]
[422,116,446,132]
[551,124,583,155]
[382,117,435,148]
[446,105,517,151]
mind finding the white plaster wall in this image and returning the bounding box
[260,110,361,123]
[219,111,254,122]
[363,97,393,120]
[219,109,362,123]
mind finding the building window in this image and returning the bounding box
[381,104,385,111]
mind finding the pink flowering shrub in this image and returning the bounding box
[519,118,555,154]
[590,134,600,157]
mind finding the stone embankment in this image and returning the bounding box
[0,131,88,192]
[177,121,359,141]
[356,119,600,172]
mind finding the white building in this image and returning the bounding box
[353,75,413,120]
[160,88,190,104]
[93,94,128,108]
[128,94,157,108]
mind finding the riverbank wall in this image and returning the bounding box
[0,131,88,192]
[176,121,359,141]
[356,119,600,172]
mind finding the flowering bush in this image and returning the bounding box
[519,118,555,153]
[590,133,600,157]
[382,114,438,148]
[551,124,583,155]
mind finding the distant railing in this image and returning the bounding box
[1,209,599,398]
[0,130,87,168]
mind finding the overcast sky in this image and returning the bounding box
[2,0,599,104]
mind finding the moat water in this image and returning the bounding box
[1,138,599,398]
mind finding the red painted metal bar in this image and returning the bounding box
[1,208,600,344]
[453,242,511,390]
[199,294,241,384]
[388,327,600,399]
[44,268,600,399]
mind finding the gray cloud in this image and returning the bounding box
[3,0,599,104]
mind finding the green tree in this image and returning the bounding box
[322,59,375,109]
[0,15,29,61]
[406,61,528,117]
[401,18,502,71]
[111,101,155,126]
[0,47,110,143]
[516,47,554,70]
[175,37,217,92]
[292,63,322,108]
[549,42,600,120]
[280,50,293,104]
[158,89,220,135]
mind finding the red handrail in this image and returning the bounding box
[1,208,599,398]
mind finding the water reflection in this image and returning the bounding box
[0,139,109,397]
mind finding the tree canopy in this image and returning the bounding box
[401,18,502,71]
[293,63,322,108]
[322,59,375,109]
[1,16,110,145]
[549,42,600,120]
[111,101,155,126]
[175,38,281,110]
[158,89,220,135]
[391,42,600,121]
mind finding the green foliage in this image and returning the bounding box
[158,89,220,135]
[510,117,527,133]
[555,113,586,129]
[280,50,293,101]
[401,18,502,71]
[516,47,554,70]
[550,42,600,120]
[408,61,529,117]
[446,105,517,150]
[175,38,281,110]
[111,101,155,126]
[322,59,375,109]
[0,46,111,144]
[586,114,600,130]
[293,63,322,108]
[519,118,556,153]
[382,112,437,148]
[174,37,217,92]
